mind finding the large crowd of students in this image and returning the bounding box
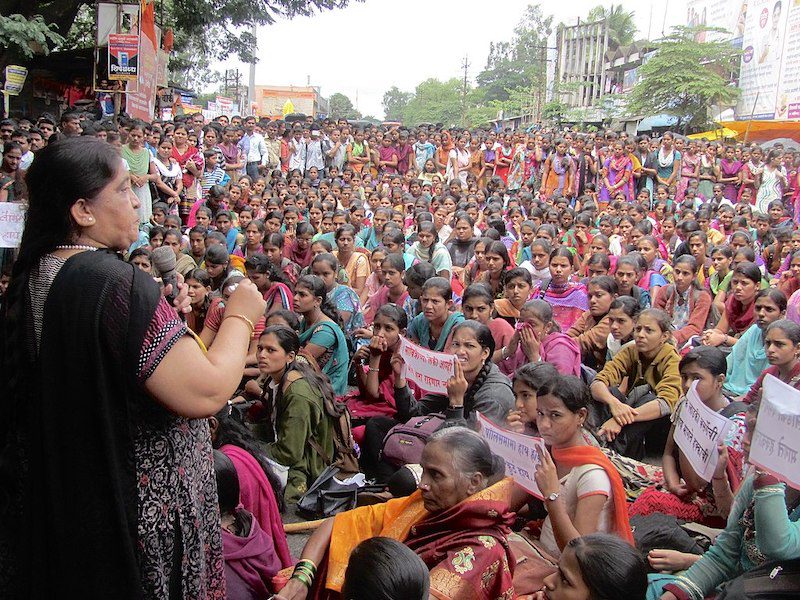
[0,110,799,600]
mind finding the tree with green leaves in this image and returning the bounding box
[328,93,361,120]
[476,4,553,103]
[586,4,637,47]
[382,86,413,121]
[625,25,741,133]
[0,0,360,80]
[401,78,463,127]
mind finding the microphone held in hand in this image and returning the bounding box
[151,245,181,311]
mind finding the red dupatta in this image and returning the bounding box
[283,240,313,268]
[724,294,756,334]
[551,445,634,544]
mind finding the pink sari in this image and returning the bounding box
[220,444,292,568]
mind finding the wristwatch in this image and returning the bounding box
[546,492,560,502]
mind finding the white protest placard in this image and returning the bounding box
[673,381,733,482]
[477,412,545,499]
[398,336,455,395]
[750,374,800,490]
[0,203,25,248]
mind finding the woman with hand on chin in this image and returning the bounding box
[529,375,634,562]
[0,137,266,598]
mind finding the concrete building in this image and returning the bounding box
[554,19,610,119]
[253,85,329,119]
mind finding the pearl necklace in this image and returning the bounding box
[54,245,99,252]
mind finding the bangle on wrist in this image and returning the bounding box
[368,366,379,373]
[224,313,255,335]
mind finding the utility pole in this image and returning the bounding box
[248,23,257,115]
[461,55,470,127]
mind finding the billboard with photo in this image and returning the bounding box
[736,0,790,119]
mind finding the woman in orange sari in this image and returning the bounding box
[274,427,516,600]
[540,139,576,201]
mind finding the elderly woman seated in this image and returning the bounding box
[274,427,517,600]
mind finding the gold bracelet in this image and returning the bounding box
[224,313,255,335]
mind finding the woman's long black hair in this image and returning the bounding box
[212,403,286,511]
[1,138,121,447]
[16,137,121,273]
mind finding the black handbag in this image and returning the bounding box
[296,465,360,519]
[296,465,384,519]
[716,558,800,600]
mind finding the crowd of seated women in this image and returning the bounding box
[6,119,799,600]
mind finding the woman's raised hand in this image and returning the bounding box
[506,409,526,434]
[390,352,406,387]
[446,359,469,405]
[224,279,267,325]
[368,335,388,356]
[533,446,560,499]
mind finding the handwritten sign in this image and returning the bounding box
[477,412,545,499]
[0,203,25,248]
[673,381,733,482]
[398,336,455,395]
[750,374,800,490]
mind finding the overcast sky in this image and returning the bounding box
[214,0,688,118]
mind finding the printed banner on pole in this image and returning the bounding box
[673,381,733,482]
[0,203,26,248]
[3,65,28,95]
[477,413,545,499]
[398,337,455,395]
[750,374,800,490]
[108,33,140,81]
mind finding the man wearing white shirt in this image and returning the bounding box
[304,128,325,174]
[239,116,268,179]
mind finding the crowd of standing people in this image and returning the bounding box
[0,109,798,600]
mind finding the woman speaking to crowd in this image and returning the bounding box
[0,138,265,598]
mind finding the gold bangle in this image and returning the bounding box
[224,313,255,335]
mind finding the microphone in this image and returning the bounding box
[151,245,180,310]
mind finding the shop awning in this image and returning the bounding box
[720,120,800,143]
[687,127,739,140]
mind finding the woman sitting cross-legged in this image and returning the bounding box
[273,427,518,600]
[649,402,800,600]
[590,308,682,460]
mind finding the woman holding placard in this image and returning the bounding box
[742,319,800,405]
[629,347,747,528]
[359,320,513,483]
[652,403,800,600]
[530,374,634,561]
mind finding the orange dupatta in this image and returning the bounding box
[551,445,634,544]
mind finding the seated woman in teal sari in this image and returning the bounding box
[406,276,464,351]
[649,402,800,600]
[722,289,786,398]
[310,252,365,337]
[294,274,349,396]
